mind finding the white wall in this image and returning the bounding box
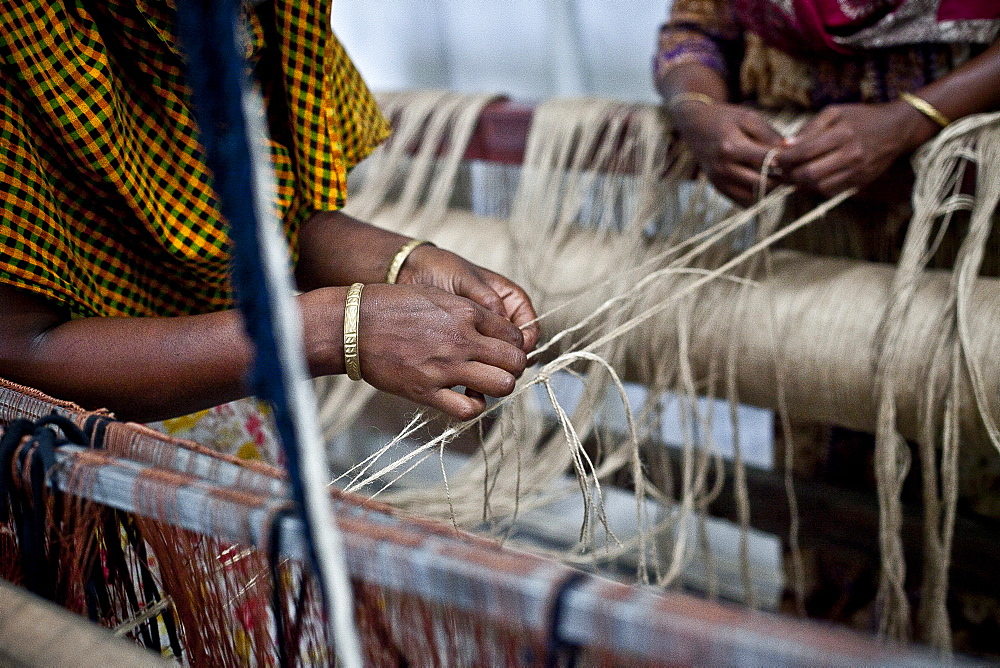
[331,0,670,103]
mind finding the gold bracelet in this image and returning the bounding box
[667,91,716,114]
[343,282,364,381]
[385,239,433,284]
[899,92,951,129]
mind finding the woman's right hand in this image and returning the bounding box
[351,283,528,421]
[672,102,785,206]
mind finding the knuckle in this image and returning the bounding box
[418,357,449,385]
[409,385,436,408]
[719,138,737,158]
[413,376,441,401]
[512,347,527,373]
[453,300,478,324]
[482,290,503,308]
[455,402,481,422]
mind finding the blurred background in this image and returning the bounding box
[332,0,669,102]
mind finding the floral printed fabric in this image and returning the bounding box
[149,397,283,465]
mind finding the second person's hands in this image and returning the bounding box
[673,102,785,206]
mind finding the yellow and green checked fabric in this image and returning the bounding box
[0,0,389,317]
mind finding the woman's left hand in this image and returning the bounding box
[775,101,936,197]
[395,244,540,353]
[295,211,540,353]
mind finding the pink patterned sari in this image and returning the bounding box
[735,0,1000,55]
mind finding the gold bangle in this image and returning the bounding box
[667,91,716,114]
[385,239,433,284]
[899,92,950,129]
[343,282,364,381]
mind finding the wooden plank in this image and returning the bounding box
[0,580,167,667]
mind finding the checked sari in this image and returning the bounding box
[0,0,389,318]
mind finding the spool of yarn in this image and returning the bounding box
[372,206,1000,445]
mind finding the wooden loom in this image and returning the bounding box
[328,92,1000,655]
[0,380,940,665]
[2,93,999,664]
[358,94,1000,579]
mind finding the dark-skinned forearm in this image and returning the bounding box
[656,62,729,104]
[915,40,1000,129]
[0,285,347,422]
[295,210,414,291]
[881,40,1000,153]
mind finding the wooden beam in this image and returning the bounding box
[0,580,167,667]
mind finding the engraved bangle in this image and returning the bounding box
[343,282,364,381]
[899,92,951,129]
[667,91,716,114]
[385,239,433,284]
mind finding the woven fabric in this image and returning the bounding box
[0,0,389,317]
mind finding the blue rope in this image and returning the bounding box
[174,0,329,604]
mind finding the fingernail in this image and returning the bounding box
[782,137,795,146]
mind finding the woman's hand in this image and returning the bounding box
[295,210,540,353]
[355,283,528,421]
[673,102,785,206]
[775,101,936,197]
[394,244,540,353]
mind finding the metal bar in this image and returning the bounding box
[44,445,945,666]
